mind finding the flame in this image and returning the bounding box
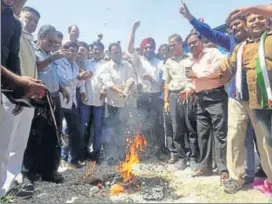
[110,132,147,195]
[110,184,125,195]
[119,133,147,183]
[134,133,147,151]
[83,161,96,179]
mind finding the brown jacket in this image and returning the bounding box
[228,30,272,109]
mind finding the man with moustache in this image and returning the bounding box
[181,33,229,185]
[179,1,266,185]
[52,31,64,53]
[228,5,272,21]
[100,43,136,161]
[128,21,165,157]
[220,13,272,196]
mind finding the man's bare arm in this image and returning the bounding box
[2,66,23,87]
[1,66,45,97]
[128,21,140,54]
[228,5,272,21]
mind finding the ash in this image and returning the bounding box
[13,159,182,204]
[13,158,269,203]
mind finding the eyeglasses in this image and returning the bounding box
[47,39,58,45]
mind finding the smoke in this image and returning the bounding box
[101,93,164,162]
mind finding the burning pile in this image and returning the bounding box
[83,161,96,180]
[110,132,147,195]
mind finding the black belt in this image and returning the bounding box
[197,86,225,96]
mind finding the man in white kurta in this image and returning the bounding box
[100,43,136,161]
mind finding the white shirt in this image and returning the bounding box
[163,55,190,91]
[130,52,163,93]
[80,59,105,107]
[56,58,85,109]
[100,60,136,108]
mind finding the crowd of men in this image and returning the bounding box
[1,0,272,201]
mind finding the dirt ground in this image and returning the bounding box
[14,157,270,203]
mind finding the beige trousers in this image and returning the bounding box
[227,98,272,181]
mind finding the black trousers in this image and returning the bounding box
[167,92,199,159]
[185,96,199,159]
[22,95,61,178]
[168,92,187,158]
[196,87,228,172]
[164,111,173,148]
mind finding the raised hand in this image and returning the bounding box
[198,17,204,23]
[132,21,141,32]
[227,8,248,22]
[180,0,193,21]
[57,49,73,59]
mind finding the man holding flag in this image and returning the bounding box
[220,12,272,196]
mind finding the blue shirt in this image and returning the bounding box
[55,58,83,109]
[35,45,60,93]
[189,17,247,99]
[190,17,237,53]
[55,58,80,88]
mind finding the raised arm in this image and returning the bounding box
[128,21,140,54]
[36,49,71,71]
[228,5,272,21]
[180,1,232,51]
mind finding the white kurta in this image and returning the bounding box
[1,30,36,194]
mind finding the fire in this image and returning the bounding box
[110,184,125,195]
[110,132,147,195]
[119,133,147,183]
[134,133,147,151]
[83,161,96,179]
